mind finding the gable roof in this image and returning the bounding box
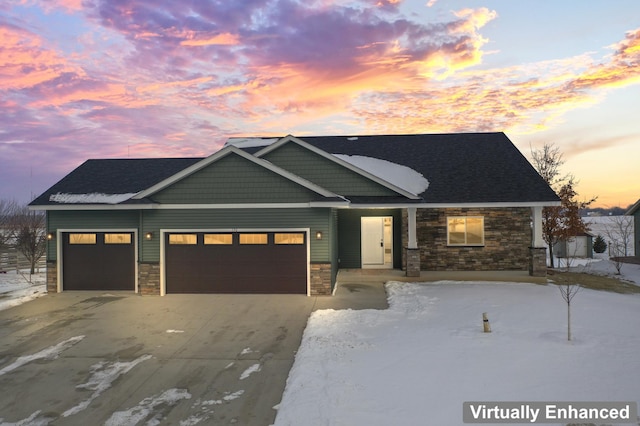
[295,133,560,205]
[133,145,343,201]
[626,198,640,215]
[30,132,560,209]
[255,135,421,200]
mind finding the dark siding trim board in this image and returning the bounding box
[160,228,311,296]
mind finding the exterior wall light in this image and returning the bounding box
[145,232,153,240]
[315,231,323,240]
[47,233,55,240]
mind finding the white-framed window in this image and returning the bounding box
[204,234,233,245]
[169,234,197,245]
[104,233,132,244]
[239,233,268,245]
[69,233,96,244]
[447,217,485,246]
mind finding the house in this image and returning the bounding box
[29,133,560,296]
[626,199,640,257]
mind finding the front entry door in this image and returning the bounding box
[361,216,393,268]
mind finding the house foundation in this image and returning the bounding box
[310,263,332,295]
[46,261,57,293]
[139,262,161,295]
[405,248,421,277]
[529,247,547,277]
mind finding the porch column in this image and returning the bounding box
[531,206,544,247]
[406,207,420,277]
[529,206,547,277]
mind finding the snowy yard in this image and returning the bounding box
[274,260,640,426]
[0,270,46,312]
[1,262,639,425]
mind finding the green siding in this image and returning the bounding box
[262,142,399,197]
[46,210,139,261]
[140,208,333,262]
[337,209,403,268]
[152,153,321,204]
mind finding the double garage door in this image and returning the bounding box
[61,231,308,294]
[165,231,308,294]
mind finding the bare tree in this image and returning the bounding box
[558,283,581,341]
[530,143,596,268]
[603,215,633,257]
[0,199,20,248]
[7,204,46,274]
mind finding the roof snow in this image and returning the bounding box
[224,137,279,149]
[333,154,429,196]
[49,192,137,204]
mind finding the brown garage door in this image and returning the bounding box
[62,232,135,291]
[165,232,307,294]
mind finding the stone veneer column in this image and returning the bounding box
[46,261,58,293]
[405,248,421,277]
[138,262,161,295]
[310,263,332,295]
[529,247,547,277]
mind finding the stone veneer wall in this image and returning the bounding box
[46,261,57,293]
[139,262,161,295]
[310,263,332,295]
[415,207,532,271]
[529,247,547,276]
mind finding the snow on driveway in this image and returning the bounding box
[274,279,640,426]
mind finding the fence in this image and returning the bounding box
[0,247,46,273]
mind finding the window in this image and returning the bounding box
[447,217,484,246]
[204,234,233,245]
[239,233,268,245]
[69,233,96,244]
[169,234,197,245]
[104,233,132,244]
[274,233,305,245]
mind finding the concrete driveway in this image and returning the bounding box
[0,291,340,425]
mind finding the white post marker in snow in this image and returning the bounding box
[482,312,491,333]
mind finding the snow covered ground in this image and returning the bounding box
[0,270,46,312]
[274,260,640,426]
[2,262,639,425]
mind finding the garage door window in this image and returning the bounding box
[104,233,132,244]
[204,234,233,245]
[239,233,268,244]
[275,233,305,244]
[69,233,96,244]
[169,234,197,245]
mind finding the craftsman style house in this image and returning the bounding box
[30,133,560,295]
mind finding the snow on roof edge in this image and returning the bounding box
[49,192,137,204]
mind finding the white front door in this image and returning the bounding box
[361,216,393,268]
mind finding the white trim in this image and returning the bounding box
[160,228,311,297]
[255,135,421,200]
[146,202,349,209]
[133,145,341,200]
[56,228,139,293]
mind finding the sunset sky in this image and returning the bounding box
[1,0,639,208]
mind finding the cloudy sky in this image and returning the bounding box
[1,0,639,208]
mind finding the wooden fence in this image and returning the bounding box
[0,247,46,273]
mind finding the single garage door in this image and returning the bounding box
[62,232,135,291]
[165,232,307,294]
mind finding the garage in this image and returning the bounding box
[165,231,308,294]
[62,232,135,291]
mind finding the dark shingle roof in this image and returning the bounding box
[30,132,559,206]
[30,158,203,206]
[298,132,559,204]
